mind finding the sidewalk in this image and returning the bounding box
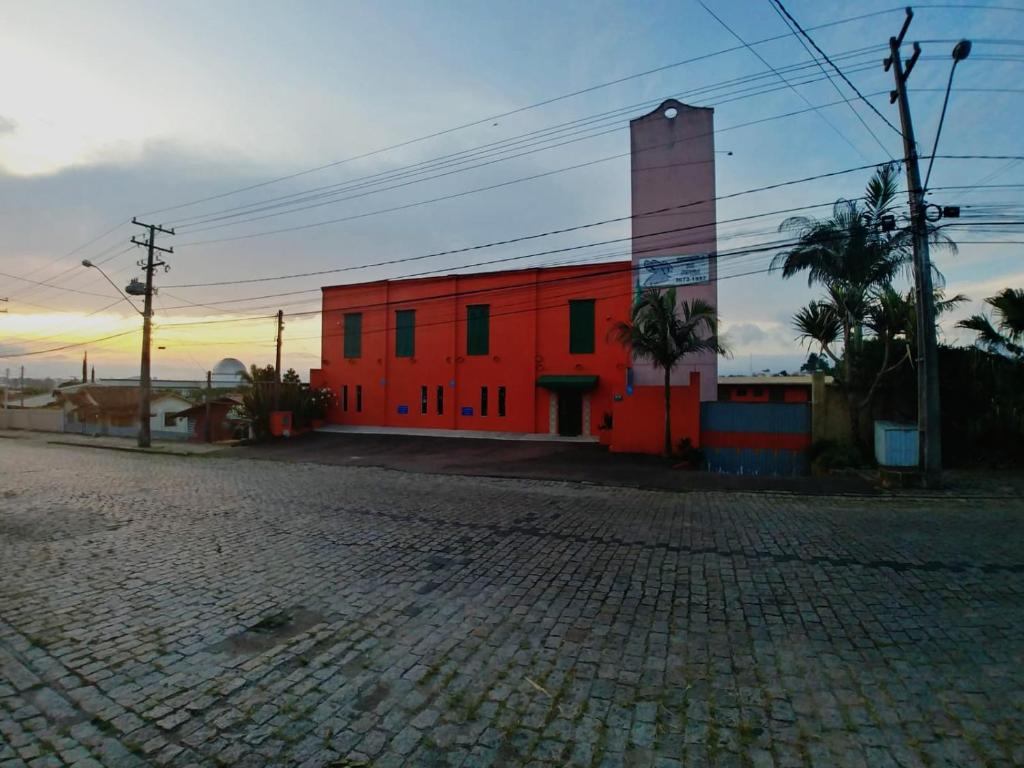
[0,429,228,456]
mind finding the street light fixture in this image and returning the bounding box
[81,259,142,315]
[923,39,972,192]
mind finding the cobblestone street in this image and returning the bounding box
[1,441,1022,767]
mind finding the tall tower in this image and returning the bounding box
[630,100,718,400]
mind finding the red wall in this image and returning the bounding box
[608,372,702,454]
[719,384,810,403]
[314,263,632,437]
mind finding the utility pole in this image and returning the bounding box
[130,218,175,448]
[885,8,942,485]
[20,366,24,408]
[274,309,284,410]
[205,370,213,443]
[0,297,7,313]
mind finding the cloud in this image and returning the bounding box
[0,115,15,135]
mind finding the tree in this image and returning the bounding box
[613,286,728,456]
[772,164,957,443]
[958,288,1024,357]
[283,368,301,385]
[800,352,834,374]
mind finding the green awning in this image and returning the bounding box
[536,375,599,391]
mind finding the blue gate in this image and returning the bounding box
[701,402,812,475]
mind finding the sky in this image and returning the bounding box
[1,0,1022,382]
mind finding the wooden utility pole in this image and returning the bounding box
[205,370,213,443]
[274,309,284,410]
[130,218,175,448]
[885,8,942,484]
[20,366,24,407]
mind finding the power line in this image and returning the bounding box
[698,0,869,160]
[174,88,891,244]
[164,161,898,289]
[768,0,895,159]
[136,7,905,219]
[771,0,904,137]
[170,52,886,231]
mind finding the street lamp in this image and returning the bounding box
[923,39,972,192]
[81,260,142,315]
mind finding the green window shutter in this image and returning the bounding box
[395,310,415,357]
[569,299,595,354]
[467,304,490,356]
[343,313,362,358]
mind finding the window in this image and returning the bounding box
[736,387,747,397]
[498,386,506,417]
[421,386,428,414]
[163,412,177,428]
[343,313,362,358]
[480,386,488,417]
[395,309,415,357]
[569,299,596,354]
[753,387,764,397]
[436,385,444,415]
[356,385,363,413]
[342,385,349,411]
[769,387,784,403]
[467,304,490,356]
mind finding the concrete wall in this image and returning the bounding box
[0,409,64,432]
[630,100,718,400]
[811,373,852,444]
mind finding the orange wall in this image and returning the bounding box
[314,263,633,437]
[608,372,702,454]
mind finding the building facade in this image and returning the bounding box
[309,262,702,453]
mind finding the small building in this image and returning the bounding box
[309,262,702,454]
[56,386,193,439]
[174,395,247,442]
[717,375,815,404]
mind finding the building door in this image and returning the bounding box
[557,390,583,436]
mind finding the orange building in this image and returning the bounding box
[309,261,702,454]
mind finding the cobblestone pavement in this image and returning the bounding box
[1,442,1023,768]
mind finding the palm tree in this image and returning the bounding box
[773,164,956,441]
[613,286,728,456]
[958,288,1024,357]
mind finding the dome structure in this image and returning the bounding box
[212,357,247,380]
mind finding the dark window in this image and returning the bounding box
[163,413,176,428]
[342,385,349,411]
[356,385,363,412]
[480,386,488,417]
[421,386,428,414]
[569,299,596,354]
[436,385,444,415]
[498,386,506,417]
[467,304,490,355]
[753,387,764,397]
[736,387,747,397]
[395,309,415,357]
[769,387,785,403]
[343,313,362,358]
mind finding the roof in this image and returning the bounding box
[537,375,599,390]
[173,394,244,418]
[719,375,833,386]
[57,387,193,416]
[321,259,631,293]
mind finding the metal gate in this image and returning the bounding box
[700,402,811,475]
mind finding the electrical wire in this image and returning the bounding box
[136,7,907,219]
[770,0,904,137]
[698,0,870,161]
[767,0,895,159]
